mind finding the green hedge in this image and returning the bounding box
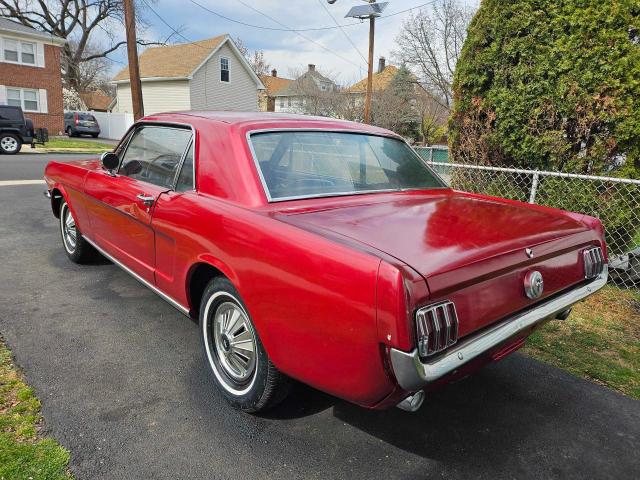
[450,0,640,179]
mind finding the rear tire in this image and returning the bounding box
[0,134,21,154]
[91,133,99,138]
[200,277,290,413]
[59,199,96,263]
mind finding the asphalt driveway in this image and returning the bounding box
[0,157,639,479]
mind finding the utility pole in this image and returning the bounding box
[364,2,375,125]
[124,0,144,120]
[332,0,388,125]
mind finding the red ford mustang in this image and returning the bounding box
[44,112,608,413]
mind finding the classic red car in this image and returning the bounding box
[44,112,608,413]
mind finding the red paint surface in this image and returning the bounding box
[44,112,607,408]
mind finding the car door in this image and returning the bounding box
[84,124,193,283]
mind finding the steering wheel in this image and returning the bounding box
[144,154,179,185]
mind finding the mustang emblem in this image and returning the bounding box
[524,270,544,299]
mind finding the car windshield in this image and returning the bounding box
[249,131,445,201]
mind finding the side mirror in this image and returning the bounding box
[101,152,119,171]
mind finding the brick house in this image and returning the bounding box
[0,18,66,133]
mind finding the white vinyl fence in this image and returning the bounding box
[90,111,134,140]
[425,160,640,299]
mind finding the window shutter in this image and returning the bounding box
[36,42,45,68]
[0,85,6,105]
[38,89,48,113]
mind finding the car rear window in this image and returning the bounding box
[249,131,445,201]
[77,113,96,121]
[0,107,23,121]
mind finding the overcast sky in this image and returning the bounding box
[111,0,479,85]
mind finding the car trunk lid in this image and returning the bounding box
[277,190,596,337]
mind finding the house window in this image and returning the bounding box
[220,57,229,82]
[2,38,36,65]
[4,39,18,62]
[7,87,39,112]
[21,42,35,64]
[287,98,292,107]
[6,88,21,107]
[279,99,285,108]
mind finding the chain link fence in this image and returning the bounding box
[417,156,640,300]
[415,145,449,163]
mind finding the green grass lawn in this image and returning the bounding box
[0,337,72,480]
[40,137,114,154]
[523,285,640,399]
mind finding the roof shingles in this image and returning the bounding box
[346,65,399,94]
[113,35,227,82]
[259,75,293,96]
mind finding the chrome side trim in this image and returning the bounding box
[83,236,190,316]
[390,266,608,391]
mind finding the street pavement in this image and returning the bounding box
[0,155,639,479]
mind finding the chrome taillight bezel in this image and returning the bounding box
[583,246,605,279]
[416,301,459,358]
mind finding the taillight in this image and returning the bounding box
[74,113,79,125]
[583,246,605,279]
[416,301,458,357]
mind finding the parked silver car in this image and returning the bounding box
[64,112,100,138]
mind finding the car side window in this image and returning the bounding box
[119,126,192,188]
[175,143,195,192]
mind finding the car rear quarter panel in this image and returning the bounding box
[151,191,398,407]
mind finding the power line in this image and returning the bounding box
[188,0,362,32]
[134,0,438,72]
[381,1,438,19]
[141,0,199,46]
[233,0,366,69]
[317,0,368,69]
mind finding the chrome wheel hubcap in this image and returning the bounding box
[213,301,257,382]
[1,137,18,152]
[61,205,77,252]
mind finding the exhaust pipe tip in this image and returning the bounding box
[556,307,572,320]
[397,391,425,412]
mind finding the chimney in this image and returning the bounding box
[271,68,277,77]
[378,57,386,73]
[308,64,316,72]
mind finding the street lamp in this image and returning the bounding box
[329,1,389,124]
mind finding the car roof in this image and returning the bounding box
[141,111,396,136]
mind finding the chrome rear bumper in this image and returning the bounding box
[390,266,608,391]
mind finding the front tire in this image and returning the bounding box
[200,277,290,412]
[0,134,21,154]
[59,200,96,263]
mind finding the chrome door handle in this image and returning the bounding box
[136,194,155,206]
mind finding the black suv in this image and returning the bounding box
[0,105,41,154]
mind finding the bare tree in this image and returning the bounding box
[282,66,344,117]
[414,87,449,144]
[235,37,271,76]
[0,1,163,91]
[395,0,474,110]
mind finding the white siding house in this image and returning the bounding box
[274,64,337,114]
[112,35,264,115]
